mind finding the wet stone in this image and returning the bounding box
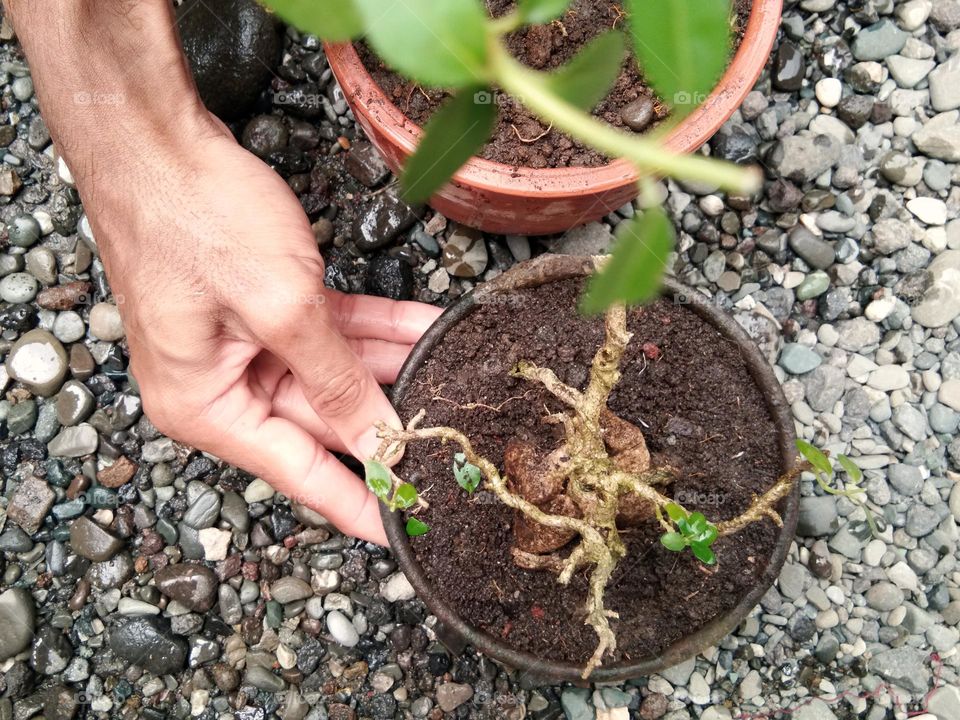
[155,564,219,612]
[69,516,124,561]
[8,476,55,534]
[108,616,188,675]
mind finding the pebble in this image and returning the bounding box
[88,302,124,341]
[442,226,488,278]
[47,423,99,457]
[436,683,474,712]
[0,588,35,660]
[852,19,907,61]
[271,577,313,603]
[108,616,188,675]
[155,564,219,612]
[620,96,655,132]
[326,610,360,647]
[907,198,948,226]
[779,343,822,374]
[5,329,68,396]
[815,78,842,108]
[56,379,94,425]
[69,516,124,561]
[911,250,960,327]
[773,42,805,91]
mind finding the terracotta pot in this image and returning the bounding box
[382,255,799,683]
[324,0,782,236]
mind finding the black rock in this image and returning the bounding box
[365,256,414,301]
[30,626,73,675]
[353,192,421,252]
[241,115,288,159]
[274,83,325,120]
[772,42,805,91]
[345,142,391,188]
[836,95,874,130]
[108,616,188,674]
[177,0,281,120]
[0,304,37,332]
[712,125,758,164]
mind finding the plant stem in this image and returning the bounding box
[487,40,761,195]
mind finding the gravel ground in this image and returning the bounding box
[1,0,960,718]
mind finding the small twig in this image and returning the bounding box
[432,390,535,413]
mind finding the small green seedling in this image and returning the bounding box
[405,517,430,536]
[795,440,879,536]
[659,502,719,565]
[453,452,482,493]
[364,460,422,513]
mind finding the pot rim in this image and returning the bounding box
[323,0,783,199]
[383,254,798,684]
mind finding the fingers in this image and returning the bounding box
[258,306,402,462]
[326,290,442,345]
[193,385,389,545]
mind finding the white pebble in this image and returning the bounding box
[907,197,947,225]
[815,78,842,108]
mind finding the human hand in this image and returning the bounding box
[80,125,440,545]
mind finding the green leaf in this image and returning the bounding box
[699,523,719,546]
[453,453,482,494]
[690,542,717,565]
[258,0,364,41]
[795,439,833,478]
[401,89,497,203]
[837,454,863,485]
[580,208,674,315]
[518,0,572,23]
[363,460,392,500]
[624,0,731,113]
[405,517,430,536]
[545,30,626,111]
[688,512,707,531]
[664,502,687,523]
[394,483,418,509]
[660,532,686,552]
[355,0,490,87]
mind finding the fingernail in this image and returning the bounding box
[358,422,405,466]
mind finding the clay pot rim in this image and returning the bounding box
[323,0,782,199]
[382,254,799,684]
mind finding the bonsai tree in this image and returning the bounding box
[364,299,871,678]
[259,0,875,678]
[260,0,761,312]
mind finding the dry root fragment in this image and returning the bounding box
[375,302,805,680]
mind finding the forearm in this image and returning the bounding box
[3,0,217,183]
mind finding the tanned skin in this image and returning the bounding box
[4,0,442,544]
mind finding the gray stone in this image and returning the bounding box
[47,424,99,457]
[872,219,913,255]
[789,227,835,270]
[868,647,930,693]
[912,111,960,162]
[560,688,594,720]
[797,496,839,537]
[245,665,287,692]
[271,577,313,603]
[836,317,881,351]
[851,20,907,61]
[797,271,831,300]
[794,699,837,720]
[865,581,903,611]
[769,134,840,183]
[30,625,72,675]
[779,344,822,374]
[888,464,923,495]
[905,504,940,537]
[912,250,960,327]
[929,54,960,112]
[803,364,846,412]
[551,222,612,256]
[0,588,35,661]
[182,482,221,529]
[892,404,928,441]
[0,272,38,303]
[778,563,809,600]
[927,686,960,720]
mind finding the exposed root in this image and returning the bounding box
[375,303,804,678]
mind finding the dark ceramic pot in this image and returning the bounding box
[382,254,798,683]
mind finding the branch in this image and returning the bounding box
[715,459,810,536]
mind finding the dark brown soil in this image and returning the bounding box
[357,0,753,168]
[393,277,784,665]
